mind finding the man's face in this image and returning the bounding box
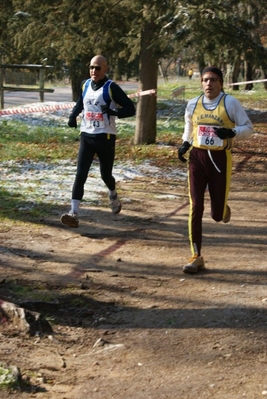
[89,56,108,83]
[201,72,222,100]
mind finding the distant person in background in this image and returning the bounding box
[60,54,135,228]
[188,68,193,79]
[178,66,253,274]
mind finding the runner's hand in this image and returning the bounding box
[214,127,236,139]
[101,105,118,116]
[178,141,191,163]
[68,116,77,128]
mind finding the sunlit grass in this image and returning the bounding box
[0,79,265,165]
[0,109,184,166]
[0,120,79,161]
[0,365,19,391]
[0,80,265,224]
[156,76,267,107]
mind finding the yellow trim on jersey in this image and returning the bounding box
[188,172,195,256]
[192,94,235,150]
[223,149,232,215]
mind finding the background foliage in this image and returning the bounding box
[0,0,266,143]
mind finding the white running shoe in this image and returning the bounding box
[109,195,122,214]
[60,213,79,228]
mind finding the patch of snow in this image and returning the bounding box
[0,159,186,206]
[0,101,186,207]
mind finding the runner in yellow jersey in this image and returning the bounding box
[178,66,253,274]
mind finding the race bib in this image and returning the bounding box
[197,125,223,147]
[85,112,105,128]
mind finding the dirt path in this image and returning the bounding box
[0,132,267,399]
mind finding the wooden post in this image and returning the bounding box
[0,64,54,107]
[0,66,4,109]
[39,68,44,102]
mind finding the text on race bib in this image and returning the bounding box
[85,112,105,128]
[197,125,223,147]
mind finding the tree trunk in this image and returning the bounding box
[264,71,267,91]
[232,57,241,91]
[198,54,206,76]
[244,60,253,90]
[69,58,90,101]
[134,16,158,145]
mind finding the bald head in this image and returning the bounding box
[91,55,107,67]
[89,55,108,82]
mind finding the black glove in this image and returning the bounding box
[68,116,77,128]
[214,127,236,139]
[101,104,118,116]
[178,141,191,163]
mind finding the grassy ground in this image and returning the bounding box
[1,78,265,162]
[0,78,266,224]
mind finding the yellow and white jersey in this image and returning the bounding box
[182,92,253,146]
[191,94,235,150]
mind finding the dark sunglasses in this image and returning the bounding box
[89,65,101,71]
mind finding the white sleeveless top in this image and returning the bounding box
[81,81,117,135]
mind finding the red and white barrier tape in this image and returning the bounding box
[127,88,156,98]
[228,78,267,86]
[0,102,75,116]
[0,88,156,116]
